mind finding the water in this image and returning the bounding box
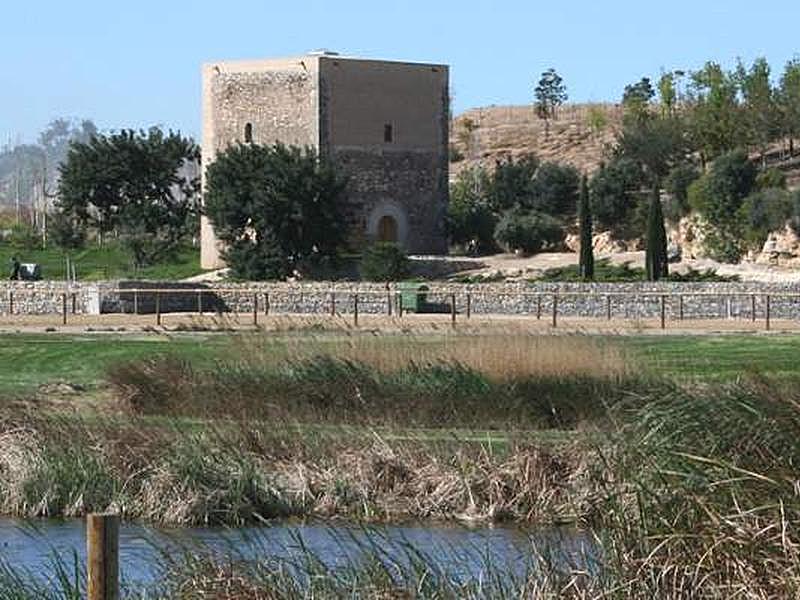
[0,517,597,589]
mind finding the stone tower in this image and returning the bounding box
[200,52,450,269]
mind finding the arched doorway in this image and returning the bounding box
[377,215,398,243]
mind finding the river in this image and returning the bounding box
[0,517,598,590]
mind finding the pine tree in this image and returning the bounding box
[578,174,594,280]
[645,183,669,281]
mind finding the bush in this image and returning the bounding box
[360,243,409,282]
[48,211,86,250]
[448,166,496,253]
[664,163,700,223]
[6,224,39,250]
[739,188,793,250]
[494,210,563,254]
[590,158,646,236]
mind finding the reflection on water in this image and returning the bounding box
[0,518,598,587]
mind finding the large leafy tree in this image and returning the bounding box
[534,68,568,139]
[58,128,199,267]
[688,149,758,262]
[736,57,779,162]
[779,58,800,156]
[589,158,646,235]
[205,143,346,280]
[686,62,744,165]
[448,166,496,253]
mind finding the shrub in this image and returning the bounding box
[739,188,793,250]
[48,211,86,250]
[494,209,563,254]
[663,163,700,223]
[590,158,646,236]
[360,242,409,282]
[6,224,39,250]
[448,166,496,253]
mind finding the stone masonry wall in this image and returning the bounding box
[4,281,800,321]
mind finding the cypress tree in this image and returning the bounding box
[578,174,594,280]
[645,183,669,281]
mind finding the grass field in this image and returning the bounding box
[0,331,797,395]
[0,242,204,281]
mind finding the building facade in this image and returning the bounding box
[200,52,450,269]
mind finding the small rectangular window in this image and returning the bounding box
[384,124,393,143]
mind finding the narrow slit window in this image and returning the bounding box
[244,123,253,143]
[384,123,393,143]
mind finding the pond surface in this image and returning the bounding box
[0,517,597,589]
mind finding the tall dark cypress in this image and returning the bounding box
[645,183,669,281]
[578,174,594,280]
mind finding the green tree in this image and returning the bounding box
[205,143,346,280]
[590,158,646,235]
[738,188,793,251]
[578,175,594,280]
[488,155,539,212]
[360,242,409,281]
[645,185,668,281]
[686,62,744,165]
[736,57,779,162]
[534,68,568,139]
[57,127,199,268]
[663,162,700,223]
[448,166,496,253]
[622,77,656,122]
[528,162,580,218]
[778,58,800,156]
[658,71,682,116]
[688,149,757,262]
[494,209,562,255]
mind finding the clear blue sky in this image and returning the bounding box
[3,0,799,144]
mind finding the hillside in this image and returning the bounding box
[450,103,800,189]
[450,103,624,177]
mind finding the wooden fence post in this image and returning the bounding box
[198,291,203,315]
[252,293,258,326]
[71,293,77,315]
[353,293,359,327]
[606,295,612,321]
[264,292,270,316]
[62,293,67,325]
[660,295,666,330]
[87,513,119,600]
[536,294,542,320]
[751,294,756,322]
[133,291,138,315]
[155,292,161,326]
[552,293,558,328]
[8,291,13,315]
[387,291,392,316]
[766,295,771,331]
[450,293,456,328]
[466,293,471,319]
[330,292,336,317]
[679,295,684,321]
[396,293,403,318]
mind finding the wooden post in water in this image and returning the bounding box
[552,293,558,328]
[353,293,359,327]
[87,513,119,600]
[62,293,67,325]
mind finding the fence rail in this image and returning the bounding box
[1,285,799,331]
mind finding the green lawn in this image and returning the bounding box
[626,334,800,379]
[1,332,798,397]
[1,242,205,281]
[0,333,227,393]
